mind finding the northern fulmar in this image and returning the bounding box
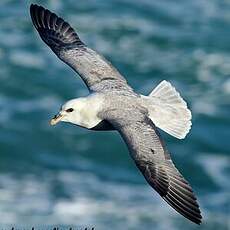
[30,4,202,224]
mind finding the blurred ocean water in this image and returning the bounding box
[0,0,229,229]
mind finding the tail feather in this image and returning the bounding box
[150,80,187,107]
[144,80,192,139]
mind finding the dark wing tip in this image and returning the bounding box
[142,161,202,225]
[162,164,202,225]
[30,4,84,50]
[163,189,202,225]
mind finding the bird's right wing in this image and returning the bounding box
[30,4,131,93]
[106,109,202,224]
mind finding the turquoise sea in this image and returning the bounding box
[0,0,229,229]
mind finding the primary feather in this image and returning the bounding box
[30,4,133,94]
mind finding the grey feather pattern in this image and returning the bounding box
[123,123,202,224]
[102,104,202,224]
[30,4,132,93]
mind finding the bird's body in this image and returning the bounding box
[30,4,202,224]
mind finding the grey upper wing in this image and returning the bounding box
[30,4,131,93]
[105,109,202,224]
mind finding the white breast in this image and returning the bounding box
[76,94,104,129]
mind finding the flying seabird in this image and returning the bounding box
[30,4,202,224]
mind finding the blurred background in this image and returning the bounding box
[0,0,229,229]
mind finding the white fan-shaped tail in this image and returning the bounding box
[143,80,192,139]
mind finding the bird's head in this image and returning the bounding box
[50,96,102,129]
[50,98,87,127]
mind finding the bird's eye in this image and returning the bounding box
[66,108,74,113]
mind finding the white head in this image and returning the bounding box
[50,97,102,129]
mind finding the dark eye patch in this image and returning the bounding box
[66,108,74,113]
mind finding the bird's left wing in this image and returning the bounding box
[105,109,202,224]
[30,4,130,93]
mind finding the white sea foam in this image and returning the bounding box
[0,157,228,229]
[198,154,230,189]
[0,170,177,228]
[192,101,217,116]
[9,50,46,69]
[222,79,230,94]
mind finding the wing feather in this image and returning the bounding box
[30,4,131,93]
[105,108,202,224]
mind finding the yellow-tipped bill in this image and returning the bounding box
[50,113,64,126]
